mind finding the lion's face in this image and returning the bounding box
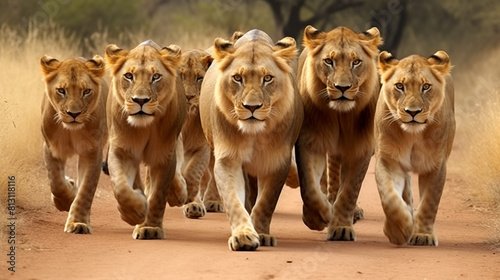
[213,36,297,134]
[105,42,182,127]
[178,50,213,114]
[378,51,451,134]
[303,26,382,112]
[40,56,105,130]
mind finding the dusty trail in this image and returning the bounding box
[6,159,500,279]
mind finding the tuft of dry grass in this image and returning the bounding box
[450,47,500,245]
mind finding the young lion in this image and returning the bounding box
[177,49,214,218]
[375,51,455,246]
[199,30,303,251]
[295,26,382,241]
[40,55,107,234]
[104,40,186,239]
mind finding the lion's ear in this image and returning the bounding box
[105,44,128,74]
[428,50,451,75]
[214,38,235,61]
[273,37,297,65]
[40,55,61,76]
[160,44,182,67]
[378,51,398,73]
[201,54,213,70]
[303,25,327,50]
[231,31,244,43]
[360,27,383,56]
[85,55,106,78]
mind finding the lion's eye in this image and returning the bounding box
[57,88,66,96]
[232,74,242,83]
[422,83,431,92]
[124,73,133,80]
[324,58,334,66]
[395,83,404,91]
[352,59,362,66]
[83,89,91,96]
[152,73,162,82]
[196,76,204,83]
[263,75,274,83]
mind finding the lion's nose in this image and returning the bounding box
[67,111,81,119]
[132,97,150,106]
[405,108,422,117]
[335,84,351,94]
[243,104,262,113]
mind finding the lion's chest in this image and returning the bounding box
[215,134,290,176]
[394,137,444,174]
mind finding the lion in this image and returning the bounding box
[40,55,107,234]
[295,25,382,241]
[199,29,303,251]
[177,49,215,218]
[104,40,187,239]
[375,50,455,246]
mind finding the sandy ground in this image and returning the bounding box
[4,158,500,280]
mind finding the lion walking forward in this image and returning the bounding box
[375,51,455,246]
[104,41,186,239]
[199,30,303,251]
[295,26,382,241]
[40,55,108,234]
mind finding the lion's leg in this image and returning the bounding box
[409,162,446,246]
[133,156,176,240]
[295,146,332,231]
[214,157,259,251]
[203,154,224,212]
[64,151,102,234]
[285,148,300,188]
[251,166,288,247]
[43,142,77,212]
[182,146,210,218]
[108,147,147,226]
[327,155,370,241]
[325,153,340,205]
[167,138,187,207]
[375,157,414,245]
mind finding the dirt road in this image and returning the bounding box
[5,159,500,280]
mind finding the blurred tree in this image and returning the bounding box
[263,0,364,39]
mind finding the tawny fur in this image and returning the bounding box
[199,30,303,251]
[295,26,382,241]
[104,41,187,239]
[40,55,108,234]
[375,50,455,246]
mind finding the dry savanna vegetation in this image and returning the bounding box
[1,1,499,245]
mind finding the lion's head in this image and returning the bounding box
[211,31,298,134]
[105,40,182,127]
[302,25,382,112]
[178,50,213,114]
[378,50,452,134]
[40,55,105,130]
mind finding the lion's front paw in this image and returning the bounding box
[383,215,413,245]
[51,177,77,211]
[302,203,332,231]
[183,202,206,219]
[259,233,277,246]
[353,205,365,224]
[133,225,165,239]
[228,228,260,251]
[116,189,147,226]
[327,225,356,241]
[408,233,438,246]
[167,176,188,207]
[204,200,224,212]
[65,222,92,234]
